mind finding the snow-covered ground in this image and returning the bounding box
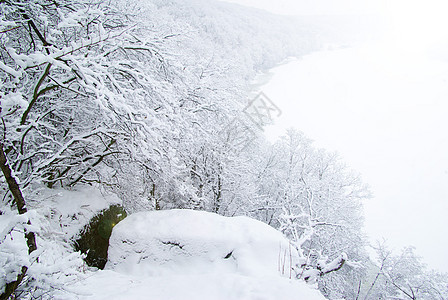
[71,209,324,300]
[1,188,324,299]
[73,270,323,300]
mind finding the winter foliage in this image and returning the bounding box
[1,0,447,299]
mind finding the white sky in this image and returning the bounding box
[224,0,448,271]
[223,0,382,15]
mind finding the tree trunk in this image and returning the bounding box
[0,142,37,299]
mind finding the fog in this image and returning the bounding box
[227,0,448,271]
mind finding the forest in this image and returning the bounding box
[1,0,447,299]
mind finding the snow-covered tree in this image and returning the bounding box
[362,242,448,300]
[248,129,370,296]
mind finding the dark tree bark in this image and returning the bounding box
[0,142,37,300]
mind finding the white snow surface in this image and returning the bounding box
[72,209,324,300]
[107,209,298,277]
[74,270,323,300]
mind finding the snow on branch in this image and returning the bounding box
[319,252,347,275]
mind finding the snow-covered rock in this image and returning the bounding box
[107,209,298,277]
[0,186,122,297]
[70,209,325,300]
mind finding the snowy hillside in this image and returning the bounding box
[4,0,447,299]
[1,0,365,296]
[72,209,325,300]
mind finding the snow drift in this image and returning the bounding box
[74,209,325,300]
